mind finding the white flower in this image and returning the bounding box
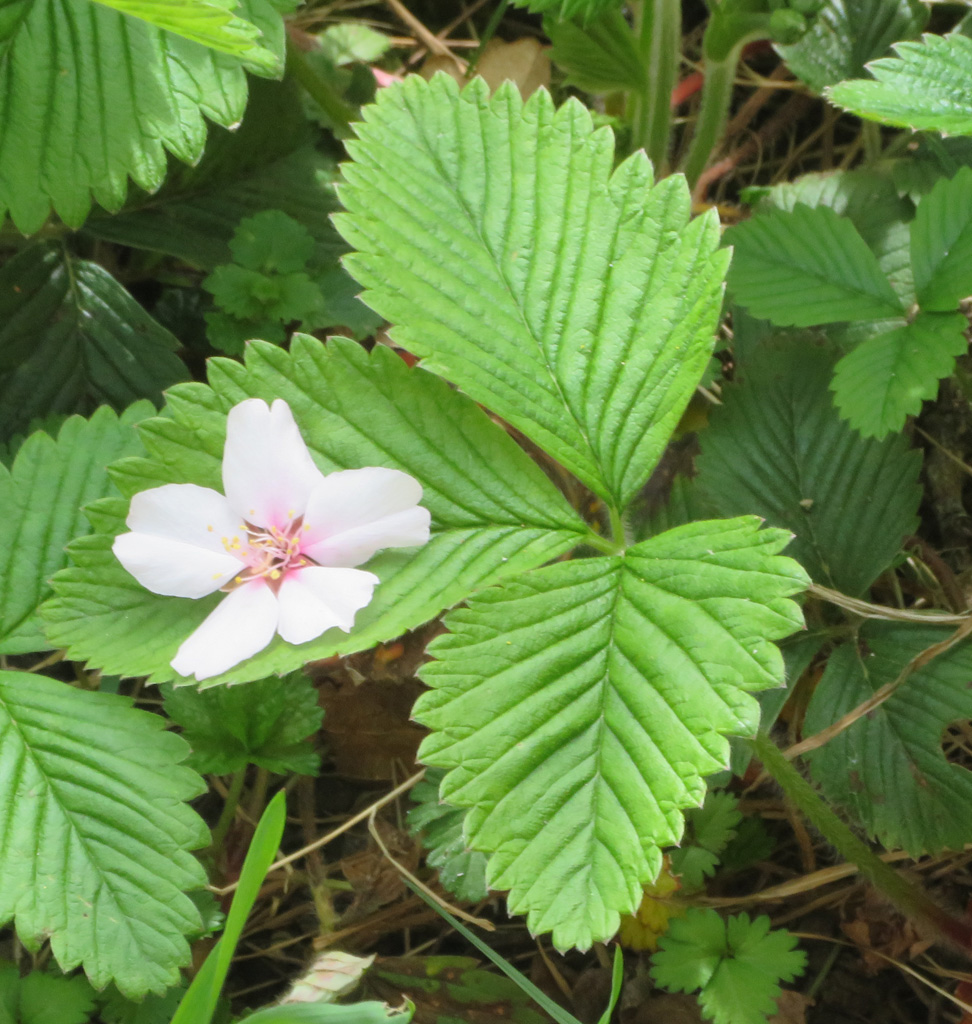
[113,398,431,680]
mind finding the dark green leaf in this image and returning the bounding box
[163,673,323,775]
[695,335,922,595]
[806,621,972,855]
[0,245,187,440]
[775,0,926,93]
[910,166,972,311]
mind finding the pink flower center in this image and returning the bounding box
[221,517,316,592]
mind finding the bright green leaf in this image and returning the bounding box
[828,33,972,134]
[775,0,926,93]
[652,910,805,1024]
[831,311,968,437]
[163,673,323,775]
[407,769,489,902]
[806,621,972,855]
[545,9,647,93]
[670,792,742,890]
[43,336,588,687]
[696,335,922,596]
[910,166,972,311]
[241,1003,413,1023]
[0,245,187,440]
[0,403,150,655]
[0,671,207,996]
[0,0,283,233]
[91,0,277,69]
[726,204,903,327]
[337,75,728,510]
[414,518,807,949]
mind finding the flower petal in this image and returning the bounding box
[276,566,379,644]
[222,398,325,529]
[302,468,431,567]
[113,533,242,598]
[113,483,246,597]
[170,581,279,680]
[126,483,245,550]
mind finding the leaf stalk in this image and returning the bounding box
[629,0,681,172]
[750,731,972,955]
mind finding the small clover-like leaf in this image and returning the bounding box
[652,910,806,1024]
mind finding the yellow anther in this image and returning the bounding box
[207,524,213,532]
[270,569,281,579]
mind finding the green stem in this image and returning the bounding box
[286,37,356,138]
[680,46,741,189]
[751,732,972,951]
[629,0,681,172]
[210,768,247,862]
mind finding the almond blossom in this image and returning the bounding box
[113,398,431,680]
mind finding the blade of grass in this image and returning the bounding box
[404,879,583,1024]
[171,790,287,1024]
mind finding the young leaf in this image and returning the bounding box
[910,166,972,311]
[545,9,648,93]
[830,311,968,437]
[695,335,922,596]
[43,336,588,687]
[651,909,806,1024]
[726,204,903,327]
[774,0,926,93]
[407,769,489,902]
[0,245,187,440]
[163,673,323,775]
[805,621,972,855]
[0,0,283,233]
[414,518,807,949]
[670,793,742,890]
[336,75,729,511]
[0,403,150,655]
[828,33,972,134]
[92,0,277,68]
[0,671,207,997]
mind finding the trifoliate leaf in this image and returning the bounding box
[726,204,903,327]
[92,0,277,69]
[229,211,317,274]
[652,910,806,1024]
[0,671,207,996]
[830,311,968,438]
[695,335,922,596]
[205,265,279,319]
[545,9,647,93]
[0,0,283,233]
[336,75,729,511]
[775,0,926,93]
[163,672,323,775]
[0,963,97,1024]
[910,167,972,311]
[204,313,285,356]
[805,621,972,855]
[0,403,150,655]
[407,769,489,902]
[0,244,187,440]
[44,336,589,687]
[414,518,807,949]
[828,33,972,134]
